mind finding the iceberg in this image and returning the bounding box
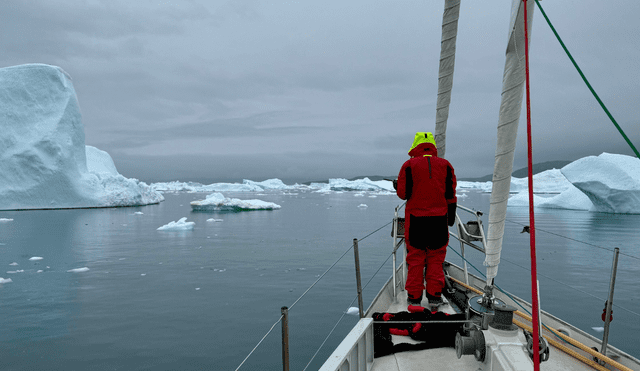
[459,169,572,194]
[242,178,295,190]
[505,153,639,213]
[157,217,195,231]
[309,178,394,193]
[561,153,640,214]
[151,181,264,193]
[190,192,281,212]
[0,64,163,210]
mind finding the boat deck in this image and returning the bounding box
[371,295,605,371]
[321,263,640,371]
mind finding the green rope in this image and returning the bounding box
[534,0,640,159]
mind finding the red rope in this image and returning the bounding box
[523,1,541,369]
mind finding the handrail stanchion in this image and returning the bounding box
[455,215,469,284]
[281,306,289,371]
[353,238,365,319]
[601,247,619,357]
[392,210,398,302]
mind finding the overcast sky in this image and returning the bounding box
[2,0,639,183]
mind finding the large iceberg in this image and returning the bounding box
[561,153,640,214]
[505,153,640,214]
[0,64,163,210]
[190,192,281,212]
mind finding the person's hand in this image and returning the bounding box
[392,179,398,190]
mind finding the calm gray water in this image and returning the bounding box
[0,190,638,370]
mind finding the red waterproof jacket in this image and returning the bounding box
[397,142,457,218]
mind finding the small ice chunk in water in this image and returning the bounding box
[195,288,200,291]
[0,218,14,222]
[67,267,90,273]
[134,212,144,215]
[29,257,43,261]
[0,278,12,284]
[37,270,43,273]
[358,204,368,208]
[345,307,360,315]
[9,262,18,266]
[157,217,195,231]
[141,273,146,276]
[592,327,605,333]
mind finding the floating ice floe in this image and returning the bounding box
[134,212,144,215]
[207,218,223,222]
[191,193,281,212]
[67,267,90,273]
[358,204,368,208]
[157,217,195,231]
[592,327,605,333]
[29,257,43,261]
[7,270,24,274]
[0,218,13,222]
[345,307,360,315]
[9,262,18,266]
[0,278,12,284]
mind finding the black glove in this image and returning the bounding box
[392,179,398,190]
[447,203,457,226]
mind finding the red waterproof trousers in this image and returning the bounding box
[405,243,447,300]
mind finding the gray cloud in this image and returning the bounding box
[1,0,639,182]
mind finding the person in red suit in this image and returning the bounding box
[395,132,457,307]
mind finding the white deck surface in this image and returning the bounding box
[368,277,638,371]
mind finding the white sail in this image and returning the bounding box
[485,0,535,283]
[434,0,461,159]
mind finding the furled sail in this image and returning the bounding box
[485,0,535,283]
[434,0,461,159]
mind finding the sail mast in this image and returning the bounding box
[485,0,535,284]
[434,0,461,159]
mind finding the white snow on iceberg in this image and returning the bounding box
[0,64,163,210]
[157,217,195,231]
[191,193,281,212]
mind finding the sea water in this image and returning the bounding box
[0,190,638,370]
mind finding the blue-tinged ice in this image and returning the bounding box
[460,153,640,214]
[0,64,163,210]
